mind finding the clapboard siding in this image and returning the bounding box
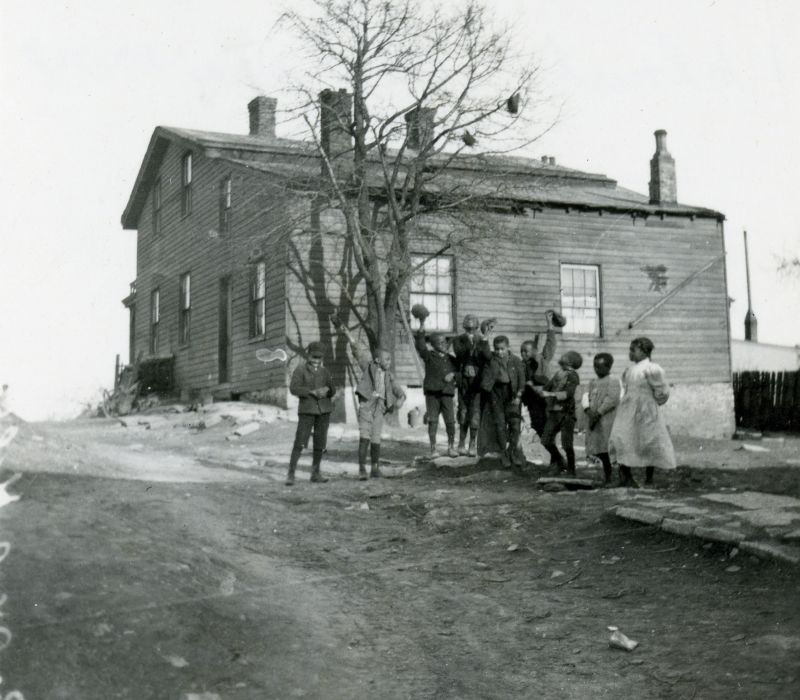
[128,141,729,407]
[280,206,729,389]
[451,210,729,385]
[131,148,294,397]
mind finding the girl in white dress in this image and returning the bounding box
[608,337,676,487]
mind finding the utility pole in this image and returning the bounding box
[743,229,758,342]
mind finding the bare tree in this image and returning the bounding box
[280,0,550,356]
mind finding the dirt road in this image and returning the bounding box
[1,415,799,699]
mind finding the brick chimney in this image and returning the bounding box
[404,107,436,151]
[248,96,277,138]
[319,89,352,164]
[649,129,677,204]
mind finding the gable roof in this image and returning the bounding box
[121,126,724,229]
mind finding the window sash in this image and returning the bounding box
[180,273,191,310]
[409,254,454,332]
[181,153,193,215]
[150,289,160,353]
[178,274,191,345]
[560,264,601,336]
[219,176,232,233]
[182,153,192,185]
[249,262,267,337]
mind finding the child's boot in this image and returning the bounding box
[428,423,438,457]
[564,448,576,477]
[446,425,458,457]
[644,466,655,486]
[545,445,564,474]
[467,429,478,457]
[600,454,613,485]
[358,438,369,481]
[370,442,382,478]
[619,465,638,488]
[309,450,329,483]
[458,427,468,455]
[286,444,302,486]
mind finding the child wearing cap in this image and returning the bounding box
[451,313,485,456]
[286,341,337,485]
[414,323,460,457]
[478,333,527,469]
[537,350,583,476]
[334,319,406,479]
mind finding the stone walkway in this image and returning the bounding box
[609,488,800,565]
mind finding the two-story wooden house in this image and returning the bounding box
[121,94,734,438]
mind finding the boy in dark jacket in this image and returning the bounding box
[287,341,337,485]
[537,350,582,476]
[451,313,485,456]
[479,334,527,468]
[414,322,460,457]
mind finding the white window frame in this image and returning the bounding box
[250,261,267,337]
[219,175,232,234]
[179,272,191,346]
[150,288,160,353]
[181,152,193,216]
[409,254,454,332]
[560,263,602,337]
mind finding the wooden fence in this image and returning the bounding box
[732,371,800,433]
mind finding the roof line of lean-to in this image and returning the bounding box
[120,125,724,229]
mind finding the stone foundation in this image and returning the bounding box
[662,382,735,439]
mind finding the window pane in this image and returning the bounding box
[256,299,266,336]
[560,264,600,336]
[181,274,191,308]
[409,254,453,331]
[256,263,266,299]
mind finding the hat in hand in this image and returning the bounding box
[410,303,430,321]
[548,309,567,327]
[480,317,497,334]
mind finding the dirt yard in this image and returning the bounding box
[1,411,799,699]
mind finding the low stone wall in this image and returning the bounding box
[662,381,735,439]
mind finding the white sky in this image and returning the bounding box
[1,0,798,420]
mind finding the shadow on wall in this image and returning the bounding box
[285,204,365,424]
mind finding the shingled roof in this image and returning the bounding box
[121,125,723,229]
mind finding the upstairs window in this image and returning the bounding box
[409,254,454,332]
[179,272,191,345]
[560,263,602,336]
[152,178,162,235]
[249,261,267,337]
[219,176,232,234]
[181,152,193,216]
[149,288,160,354]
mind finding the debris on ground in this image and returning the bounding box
[737,444,770,453]
[232,422,261,437]
[608,626,639,651]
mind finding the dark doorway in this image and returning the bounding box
[218,276,232,383]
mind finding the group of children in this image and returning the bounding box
[285,310,677,488]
